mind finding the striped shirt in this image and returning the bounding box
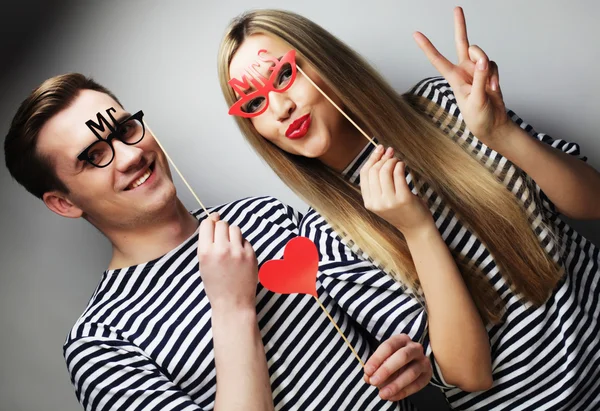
[63,196,416,410]
[299,77,600,410]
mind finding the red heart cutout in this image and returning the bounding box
[258,236,319,297]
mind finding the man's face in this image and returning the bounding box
[37,90,177,230]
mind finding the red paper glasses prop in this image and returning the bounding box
[228,49,298,118]
[227,47,377,148]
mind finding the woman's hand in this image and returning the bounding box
[364,334,432,401]
[360,145,434,237]
[414,6,511,145]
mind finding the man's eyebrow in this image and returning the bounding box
[115,112,132,123]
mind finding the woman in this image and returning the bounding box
[218,7,600,410]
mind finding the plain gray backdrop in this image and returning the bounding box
[1,1,598,410]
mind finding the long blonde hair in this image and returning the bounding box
[217,9,562,323]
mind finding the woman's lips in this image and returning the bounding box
[285,114,311,139]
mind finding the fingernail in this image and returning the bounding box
[376,145,384,153]
[477,58,487,71]
[364,365,375,375]
[380,388,390,399]
[491,79,498,91]
[385,147,393,156]
[370,375,380,385]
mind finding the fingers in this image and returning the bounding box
[367,340,424,387]
[199,216,251,268]
[488,61,504,108]
[199,216,216,248]
[468,45,489,67]
[362,145,390,199]
[364,334,411,377]
[363,335,430,401]
[214,220,230,244]
[413,31,455,79]
[360,145,384,200]
[489,61,500,92]
[379,148,398,198]
[454,6,470,62]
[383,362,432,401]
[393,161,409,198]
[360,147,417,217]
[370,147,395,197]
[242,239,256,259]
[363,145,384,170]
[469,46,490,108]
[229,224,244,248]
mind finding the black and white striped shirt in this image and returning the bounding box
[63,196,416,410]
[300,77,599,410]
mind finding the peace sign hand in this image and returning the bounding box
[414,7,511,145]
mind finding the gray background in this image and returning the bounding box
[1,1,598,410]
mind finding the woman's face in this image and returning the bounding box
[228,33,359,163]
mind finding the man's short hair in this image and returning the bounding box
[4,73,122,199]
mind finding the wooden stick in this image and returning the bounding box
[296,66,377,148]
[299,67,372,368]
[144,121,210,215]
[314,296,365,368]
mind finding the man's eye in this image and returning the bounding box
[119,124,131,134]
[119,122,135,137]
[85,143,111,166]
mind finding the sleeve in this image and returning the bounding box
[506,109,587,214]
[300,208,454,389]
[64,337,208,411]
[409,76,588,215]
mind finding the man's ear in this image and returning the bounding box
[42,191,83,219]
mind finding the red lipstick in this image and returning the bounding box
[285,114,311,139]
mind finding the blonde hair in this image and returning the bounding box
[218,9,562,323]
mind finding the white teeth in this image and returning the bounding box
[129,168,152,190]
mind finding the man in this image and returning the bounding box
[4,73,431,410]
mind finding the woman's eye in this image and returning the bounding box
[245,97,266,113]
[277,65,293,87]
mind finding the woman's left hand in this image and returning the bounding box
[364,334,432,401]
[414,6,511,145]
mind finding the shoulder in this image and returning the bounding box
[192,196,301,227]
[299,207,363,262]
[406,76,463,114]
[299,207,327,235]
[408,76,453,99]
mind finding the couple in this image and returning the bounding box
[4,7,600,411]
